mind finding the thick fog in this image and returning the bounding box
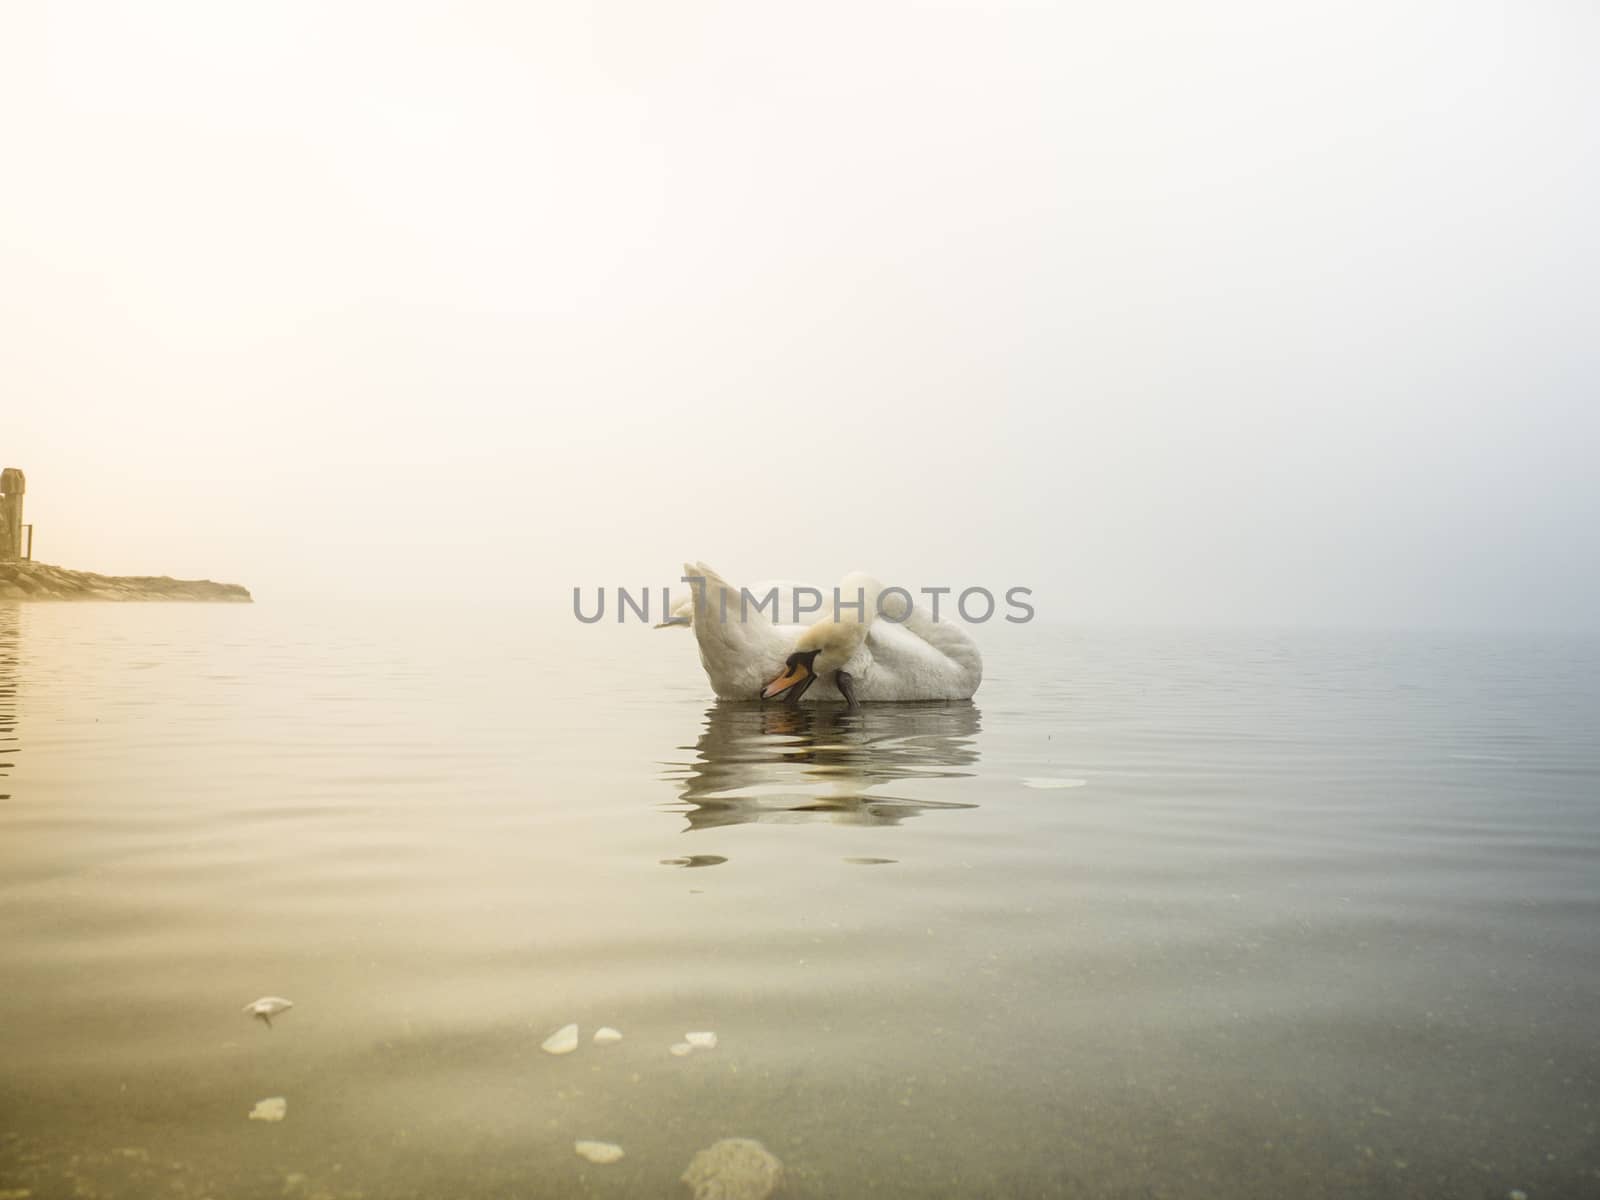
[3,0,1596,629]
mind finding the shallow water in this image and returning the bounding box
[1,602,1597,1198]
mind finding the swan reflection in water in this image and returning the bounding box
[662,701,981,831]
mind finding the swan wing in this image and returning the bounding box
[684,562,790,699]
[857,609,983,701]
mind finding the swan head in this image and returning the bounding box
[760,617,869,701]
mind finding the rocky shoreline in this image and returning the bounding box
[0,561,252,602]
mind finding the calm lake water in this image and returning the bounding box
[1,601,1597,1199]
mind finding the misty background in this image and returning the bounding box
[2,0,1595,630]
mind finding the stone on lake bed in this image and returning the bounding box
[681,1138,783,1200]
[541,1024,580,1055]
[593,1027,623,1045]
[243,997,293,1025]
[670,1042,694,1057]
[685,1031,718,1049]
[574,1140,625,1164]
[248,1097,287,1122]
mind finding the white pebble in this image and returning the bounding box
[574,1140,625,1164]
[670,1042,694,1057]
[685,1031,718,1049]
[541,1023,580,1055]
[243,997,293,1025]
[593,1027,623,1045]
[248,1097,287,1122]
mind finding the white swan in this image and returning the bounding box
[679,562,982,704]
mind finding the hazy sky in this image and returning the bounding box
[2,0,1596,629]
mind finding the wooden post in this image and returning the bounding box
[0,468,24,561]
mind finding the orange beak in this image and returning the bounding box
[761,660,812,699]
